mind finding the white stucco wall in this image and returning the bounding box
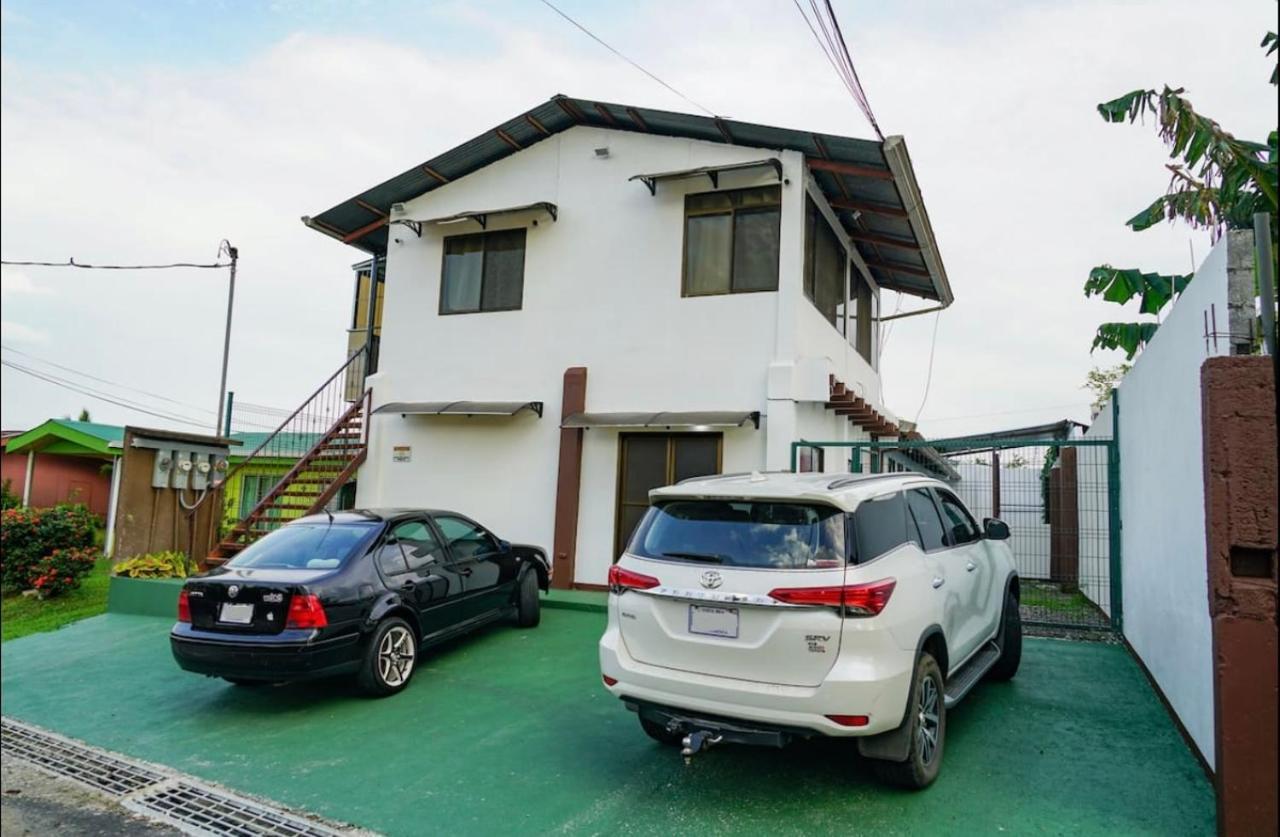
[1088,232,1245,769]
[357,125,877,585]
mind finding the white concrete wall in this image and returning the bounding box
[358,126,878,585]
[1088,232,1244,769]
[1078,414,1112,617]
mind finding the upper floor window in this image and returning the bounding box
[440,229,526,314]
[804,197,848,333]
[683,186,781,296]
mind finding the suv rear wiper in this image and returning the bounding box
[662,551,726,564]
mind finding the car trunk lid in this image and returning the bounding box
[185,568,331,634]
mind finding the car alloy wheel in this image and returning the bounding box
[916,674,940,766]
[377,625,416,687]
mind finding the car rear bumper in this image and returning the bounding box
[599,604,914,737]
[169,626,363,682]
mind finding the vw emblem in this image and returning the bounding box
[227,585,240,598]
[700,570,723,590]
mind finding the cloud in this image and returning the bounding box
[0,320,48,344]
[0,268,54,299]
[0,0,1275,434]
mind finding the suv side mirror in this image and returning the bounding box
[497,539,512,553]
[984,518,1010,540]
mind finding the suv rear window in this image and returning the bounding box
[627,500,846,568]
[851,492,912,563]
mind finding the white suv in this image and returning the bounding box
[598,471,1021,788]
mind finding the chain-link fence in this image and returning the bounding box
[792,437,1120,635]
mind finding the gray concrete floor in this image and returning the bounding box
[0,759,178,836]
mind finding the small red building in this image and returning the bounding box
[1,420,122,517]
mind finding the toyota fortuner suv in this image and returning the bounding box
[599,471,1021,789]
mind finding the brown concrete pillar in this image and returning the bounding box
[1201,357,1278,836]
[1049,447,1079,591]
[551,367,587,590]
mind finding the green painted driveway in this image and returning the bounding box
[1,610,1213,835]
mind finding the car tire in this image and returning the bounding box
[639,717,684,747]
[222,678,267,687]
[515,569,541,628]
[874,652,946,790]
[987,590,1022,681]
[357,617,418,697]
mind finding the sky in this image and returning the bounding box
[1,0,1276,440]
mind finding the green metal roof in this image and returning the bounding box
[3,419,124,457]
[304,95,951,302]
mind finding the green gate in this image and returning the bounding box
[790,434,1121,634]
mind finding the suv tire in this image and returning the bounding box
[987,590,1022,681]
[358,617,418,697]
[874,652,946,790]
[515,569,541,628]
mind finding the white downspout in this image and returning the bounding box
[22,451,35,506]
[104,455,123,558]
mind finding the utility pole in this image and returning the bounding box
[215,242,238,437]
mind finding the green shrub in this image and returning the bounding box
[113,550,193,579]
[0,479,19,511]
[0,504,97,592]
[31,547,100,598]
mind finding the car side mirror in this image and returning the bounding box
[984,518,1010,540]
[498,539,512,554]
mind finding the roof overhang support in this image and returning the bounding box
[806,158,894,180]
[629,158,783,196]
[561,411,760,430]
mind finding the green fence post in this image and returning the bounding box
[1107,391,1124,632]
[789,441,799,473]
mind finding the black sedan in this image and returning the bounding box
[171,509,550,696]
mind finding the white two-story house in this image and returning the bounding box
[304,95,953,589]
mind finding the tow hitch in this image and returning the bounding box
[681,730,723,764]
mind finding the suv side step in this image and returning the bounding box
[943,640,1000,708]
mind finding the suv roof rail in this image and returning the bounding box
[826,473,915,491]
[674,470,793,485]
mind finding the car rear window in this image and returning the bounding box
[226,522,380,570]
[627,500,846,568]
[851,492,912,563]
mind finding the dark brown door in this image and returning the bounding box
[615,433,721,557]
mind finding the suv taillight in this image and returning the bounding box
[607,564,660,592]
[286,594,328,629]
[177,589,191,623]
[768,578,896,616]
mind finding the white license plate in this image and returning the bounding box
[688,604,739,639]
[219,603,254,624]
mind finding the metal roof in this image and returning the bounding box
[304,95,951,303]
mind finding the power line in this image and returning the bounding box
[791,0,884,139]
[912,311,941,426]
[2,359,211,429]
[0,343,216,414]
[1,258,230,270]
[535,0,716,117]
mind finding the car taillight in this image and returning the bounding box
[768,578,896,616]
[602,674,618,687]
[177,590,191,623]
[826,714,870,727]
[607,564,660,592]
[286,594,328,629]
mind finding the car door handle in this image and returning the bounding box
[400,580,416,591]
[966,561,977,572]
[458,567,473,577]
[932,577,945,589]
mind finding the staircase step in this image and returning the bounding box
[943,640,1001,709]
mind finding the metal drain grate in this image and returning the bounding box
[128,782,343,837]
[1,717,165,795]
[2,718,355,837]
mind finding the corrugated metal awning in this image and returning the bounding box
[374,401,543,418]
[302,95,951,303]
[628,158,782,195]
[562,411,759,429]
